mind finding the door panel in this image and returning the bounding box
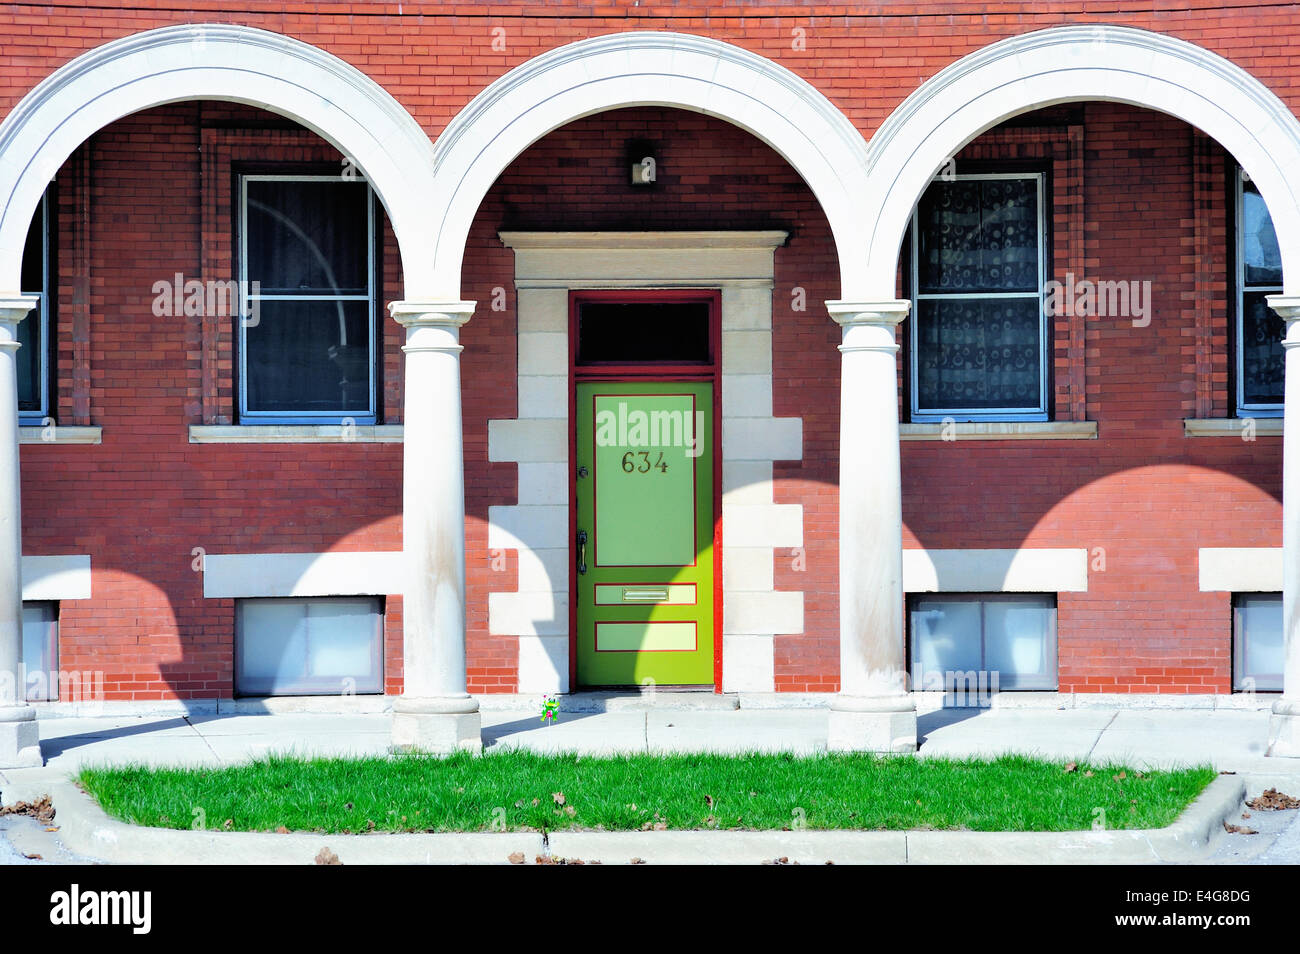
[575,381,714,686]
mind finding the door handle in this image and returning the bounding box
[576,529,588,575]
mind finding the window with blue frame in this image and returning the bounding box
[239,175,377,423]
[910,173,1048,421]
[1237,171,1285,414]
[18,191,50,421]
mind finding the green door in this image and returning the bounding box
[575,381,714,687]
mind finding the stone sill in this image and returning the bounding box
[900,421,1097,441]
[18,425,102,445]
[189,424,403,444]
[1183,418,1282,438]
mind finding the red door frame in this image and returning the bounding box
[568,289,724,692]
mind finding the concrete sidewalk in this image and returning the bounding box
[4,702,1296,775]
[1,701,1298,864]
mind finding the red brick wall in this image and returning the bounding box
[6,5,1295,698]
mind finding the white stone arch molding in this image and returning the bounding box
[861,23,1300,297]
[428,31,871,298]
[0,23,439,295]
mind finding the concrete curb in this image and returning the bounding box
[44,778,543,865]
[31,772,1244,865]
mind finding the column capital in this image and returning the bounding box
[825,298,911,328]
[388,299,476,328]
[0,294,38,324]
[0,295,38,354]
[1268,295,1300,349]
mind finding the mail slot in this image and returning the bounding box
[593,583,697,606]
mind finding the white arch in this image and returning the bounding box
[427,31,871,298]
[0,24,439,295]
[862,23,1300,297]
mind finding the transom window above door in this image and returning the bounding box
[910,172,1048,422]
[239,175,377,423]
[573,292,716,368]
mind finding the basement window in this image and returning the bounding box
[235,598,383,696]
[909,593,1058,691]
[1233,593,1283,692]
[22,602,58,702]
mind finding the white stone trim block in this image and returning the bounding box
[487,505,568,553]
[1198,547,1283,592]
[900,421,1097,441]
[518,635,569,694]
[723,590,803,636]
[189,425,403,444]
[903,548,1089,593]
[202,551,403,598]
[723,417,802,462]
[488,591,568,637]
[19,426,102,445]
[722,505,804,549]
[1183,418,1283,438]
[22,555,91,600]
[721,634,775,693]
[488,419,567,463]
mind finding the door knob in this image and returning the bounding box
[576,529,588,575]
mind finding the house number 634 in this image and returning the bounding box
[621,451,669,474]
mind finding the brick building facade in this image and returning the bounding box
[0,2,1298,762]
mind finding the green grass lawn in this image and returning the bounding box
[77,751,1215,834]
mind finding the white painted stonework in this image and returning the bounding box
[21,555,91,601]
[1198,547,1283,592]
[427,32,870,298]
[0,24,439,296]
[490,232,802,694]
[903,548,1090,593]
[17,426,102,444]
[861,24,1300,300]
[202,551,404,598]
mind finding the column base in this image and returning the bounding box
[391,696,482,755]
[0,705,42,768]
[1266,698,1300,758]
[827,696,917,753]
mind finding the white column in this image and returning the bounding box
[0,297,40,767]
[1268,295,1300,757]
[388,300,481,754]
[825,300,916,753]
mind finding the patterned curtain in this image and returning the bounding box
[915,178,1042,413]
